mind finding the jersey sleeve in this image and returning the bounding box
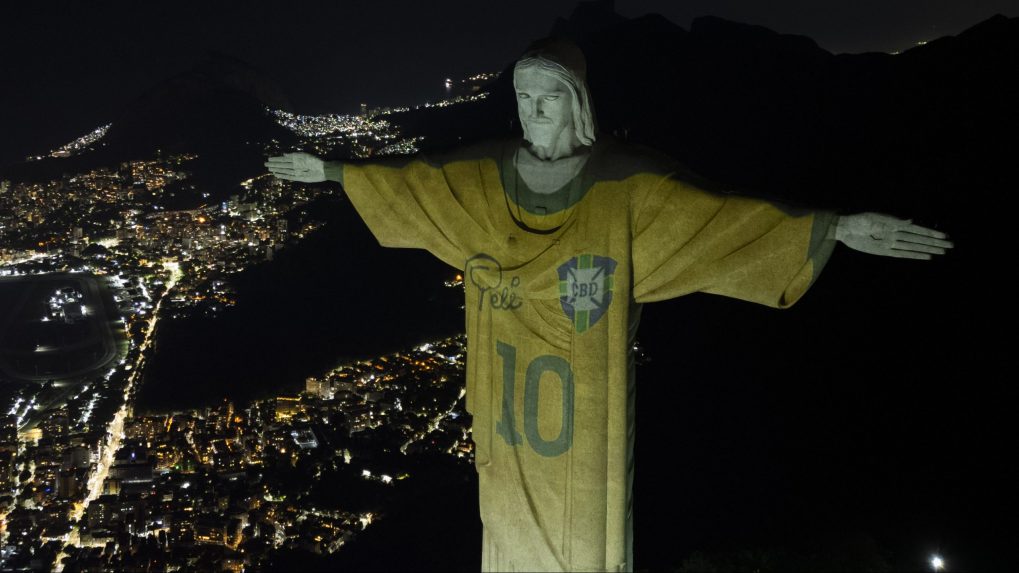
[631,173,838,308]
[338,153,476,270]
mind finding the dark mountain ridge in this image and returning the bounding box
[2,51,295,194]
[396,10,1016,215]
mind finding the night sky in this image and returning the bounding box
[2,0,1017,167]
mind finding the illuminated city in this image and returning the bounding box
[268,84,493,159]
[0,72,492,571]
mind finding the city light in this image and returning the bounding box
[31,123,113,160]
[0,70,488,570]
[931,555,945,571]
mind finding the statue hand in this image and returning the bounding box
[265,152,326,183]
[835,212,954,260]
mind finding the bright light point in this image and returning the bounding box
[931,555,944,571]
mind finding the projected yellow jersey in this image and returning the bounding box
[337,136,837,572]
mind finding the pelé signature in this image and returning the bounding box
[465,253,523,311]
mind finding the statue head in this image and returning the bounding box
[513,38,596,154]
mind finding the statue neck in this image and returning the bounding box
[516,143,591,195]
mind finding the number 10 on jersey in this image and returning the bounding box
[494,340,575,457]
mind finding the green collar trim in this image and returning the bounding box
[500,139,599,216]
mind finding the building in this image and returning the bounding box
[193,516,228,546]
[0,415,18,451]
[305,376,333,400]
[290,428,319,450]
[40,408,70,442]
[56,469,80,498]
[62,446,91,470]
[274,397,302,422]
[86,494,147,534]
[0,450,17,491]
[109,448,154,485]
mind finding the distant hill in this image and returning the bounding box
[1,52,296,196]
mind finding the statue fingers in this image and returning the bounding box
[891,241,946,255]
[892,232,954,249]
[885,248,933,260]
[900,222,949,240]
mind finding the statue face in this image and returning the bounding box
[513,67,575,150]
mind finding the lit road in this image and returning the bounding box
[56,262,182,569]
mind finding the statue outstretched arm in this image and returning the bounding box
[834,212,953,260]
[265,152,332,184]
[266,149,478,270]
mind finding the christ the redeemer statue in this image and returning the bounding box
[267,38,952,572]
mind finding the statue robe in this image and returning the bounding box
[334,135,837,571]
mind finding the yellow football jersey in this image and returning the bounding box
[338,136,837,572]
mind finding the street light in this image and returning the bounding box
[931,555,945,571]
